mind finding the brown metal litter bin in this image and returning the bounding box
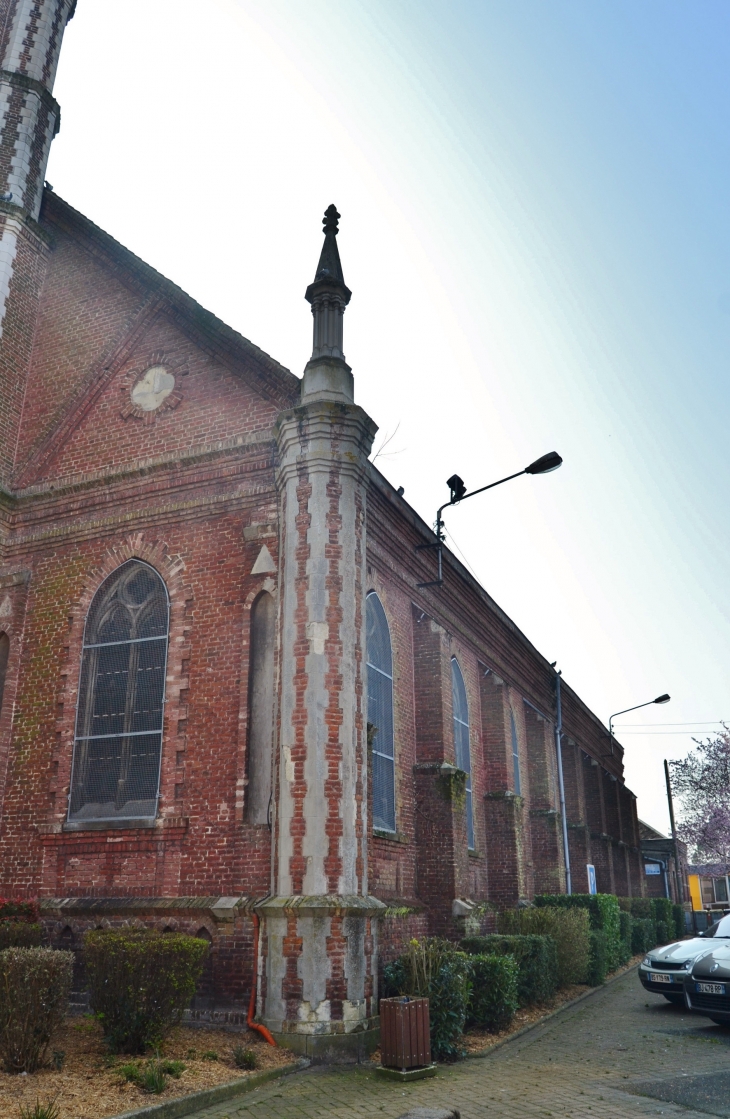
[379,996,431,1070]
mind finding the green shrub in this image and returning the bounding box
[383,938,472,1061]
[119,1057,185,1093]
[0,947,73,1073]
[0,900,39,924]
[672,904,686,940]
[201,1050,218,1061]
[618,911,632,966]
[0,922,41,951]
[461,934,557,1005]
[628,897,652,919]
[586,930,608,986]
[19,1098,61,1119]
[498,906,591,987]
[631,917,657,955]
[233,1046,258,1069]
[535,894,622,972]
[616,897,632,913]
[467,954,519,1032]
[652,898,673,926]
[84,929,209,1054]
[655,920,672,947]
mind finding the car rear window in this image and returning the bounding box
[713,914,730,937]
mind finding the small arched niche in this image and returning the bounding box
[0,633,9,721]
[246,592,275,825]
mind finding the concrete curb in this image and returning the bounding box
[466,962,640,1059]
[110,1058,308,1119]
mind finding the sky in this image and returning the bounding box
[47,0,730,835]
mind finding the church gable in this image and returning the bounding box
[14,192,299,490]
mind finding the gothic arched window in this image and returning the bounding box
[451,657,474,850]
[366,592,395,833]
[0,633,8,721]
[68,560,169,824]
[510,709,521,796]
[246,591,275,826]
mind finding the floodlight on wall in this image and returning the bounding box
[609,693,671,737]
[416,452,563,588]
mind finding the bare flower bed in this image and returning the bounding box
[0,1020,296,1119]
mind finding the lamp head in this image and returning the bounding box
[525,451,563,475]
[447,474,467,502]
[654,694,671,704]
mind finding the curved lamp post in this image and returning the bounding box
[416,451,563,588]
[608,693,670,737]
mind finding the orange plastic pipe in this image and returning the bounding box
[248,912,276,1046]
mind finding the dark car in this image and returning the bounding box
[684,915,730,1024]
[639,917,728,1007]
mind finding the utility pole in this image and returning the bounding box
[664,759,682,903]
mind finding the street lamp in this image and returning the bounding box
[608,693,670,737]
[416,452,563,588]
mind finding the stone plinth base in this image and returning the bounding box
[272,1024,380,1064]
[374,1064,438,1082]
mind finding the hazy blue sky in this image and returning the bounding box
[48,1,730,832]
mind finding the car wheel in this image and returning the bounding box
[662,994,684,1006]
[709,1017,730,1027]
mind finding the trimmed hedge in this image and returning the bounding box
[672,903,686,940]
[461,934,557,1006]
[497,906,590,987]
[631,917,657,955]
[535,894,622,972]
[0,900,39,924]
[618,911,632,967]
[0,947,73,1072]
[84,930,209,1054]
[655,920,672,947]
[586,930,608,986]
[467,954,519,1032]
[383,938,472,1061]
[0,923,41,952]
[652,898,673,926]
[628,897,652,920]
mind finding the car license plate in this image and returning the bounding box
[652,973,672,983]
[697,982,726,995]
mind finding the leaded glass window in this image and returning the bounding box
[510,709,521,796]
[451,657,474,850]
[367,592,395,833]
[68,560,169,823]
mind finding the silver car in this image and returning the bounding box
[639,917,728,1007]
[684,915,730,1024]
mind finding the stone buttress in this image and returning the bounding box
[258,206,385,1061]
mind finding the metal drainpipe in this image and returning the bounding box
[554,670,572,894]
[652,856,671,900]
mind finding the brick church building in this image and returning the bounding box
[0,1,645,1059]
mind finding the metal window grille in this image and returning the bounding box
[68,560,169,823]
[451,657,474,849]
[367,592,395,833]
[510,709,521,795]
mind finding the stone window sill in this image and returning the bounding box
[373,828,408,844]
[63,818,157,832]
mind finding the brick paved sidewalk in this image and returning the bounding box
[185,970,730,1119]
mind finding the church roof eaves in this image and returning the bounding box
[39,190,300,406]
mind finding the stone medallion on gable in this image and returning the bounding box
[120,351,186,423]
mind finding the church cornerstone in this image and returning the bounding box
[258,207,384,1061]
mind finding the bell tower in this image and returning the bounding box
[258,206,385,1061]
[0,0,76,487]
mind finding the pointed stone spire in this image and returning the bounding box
[301,204,354,404]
